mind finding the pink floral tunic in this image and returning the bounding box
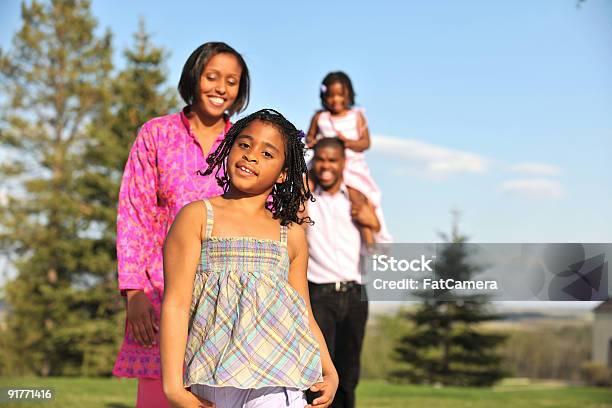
[112,109,230,378]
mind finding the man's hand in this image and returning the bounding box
[126,289,158,347]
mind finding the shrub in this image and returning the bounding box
[581,362,612,387]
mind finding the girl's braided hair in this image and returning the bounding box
[203,109,314,226]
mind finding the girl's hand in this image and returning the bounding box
[336,131,348,142]
[166,388,215,408]
[306,111,322,149]
[305,136,316,149]
[350,201,381,232]
[307,373,339,408]
[126,289,158,347]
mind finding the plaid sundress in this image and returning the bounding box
[183,199,323,390]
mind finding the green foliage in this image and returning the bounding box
[581,362,612,387]
[76,15,178,305]
[82,17,178,194]
[0,1,176,376]
[0,0,114,377]
[391,221,507,387]
[502,324,591,381]
[361,310,413,380]
[362,311,593,383]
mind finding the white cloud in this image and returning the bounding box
[368,135,566,196]
[507,162,561,176]
[371,134,488,179]
[498,178,565,198]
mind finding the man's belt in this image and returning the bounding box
[309,281,362,293]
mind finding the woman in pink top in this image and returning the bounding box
[112,42,250,408]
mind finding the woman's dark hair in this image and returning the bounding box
[203,109,314,226]
[320,71,355,110]
[178,42,250,115]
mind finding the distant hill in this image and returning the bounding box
[500,310,589,322]
[369,301,594,327]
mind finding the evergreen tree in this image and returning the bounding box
[83,16,178,191]
[392,217,507,386]
[0,0,113,376]
[75,18,178,373]
[0,2,179,375]
[78,16,178,285]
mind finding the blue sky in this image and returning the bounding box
[1,0,611,244]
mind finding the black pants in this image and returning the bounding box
[307,281,368,408]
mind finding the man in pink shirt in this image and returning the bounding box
[305,137,392,408]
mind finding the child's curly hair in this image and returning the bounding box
[203,109,314,226]
[320,71,355,110]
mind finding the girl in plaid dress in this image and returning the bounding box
[114,42,250,408]
[160,109,338,408]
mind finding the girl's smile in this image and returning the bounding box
[226,120,287,194]
[235,161,259,177]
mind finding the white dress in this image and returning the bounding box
[316,108,382,207]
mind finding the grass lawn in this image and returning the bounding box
[358,380,612,408]
[0,377,610,408]
[0,377,136,408]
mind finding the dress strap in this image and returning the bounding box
[203,199,214,240]
[280,224,288,244]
